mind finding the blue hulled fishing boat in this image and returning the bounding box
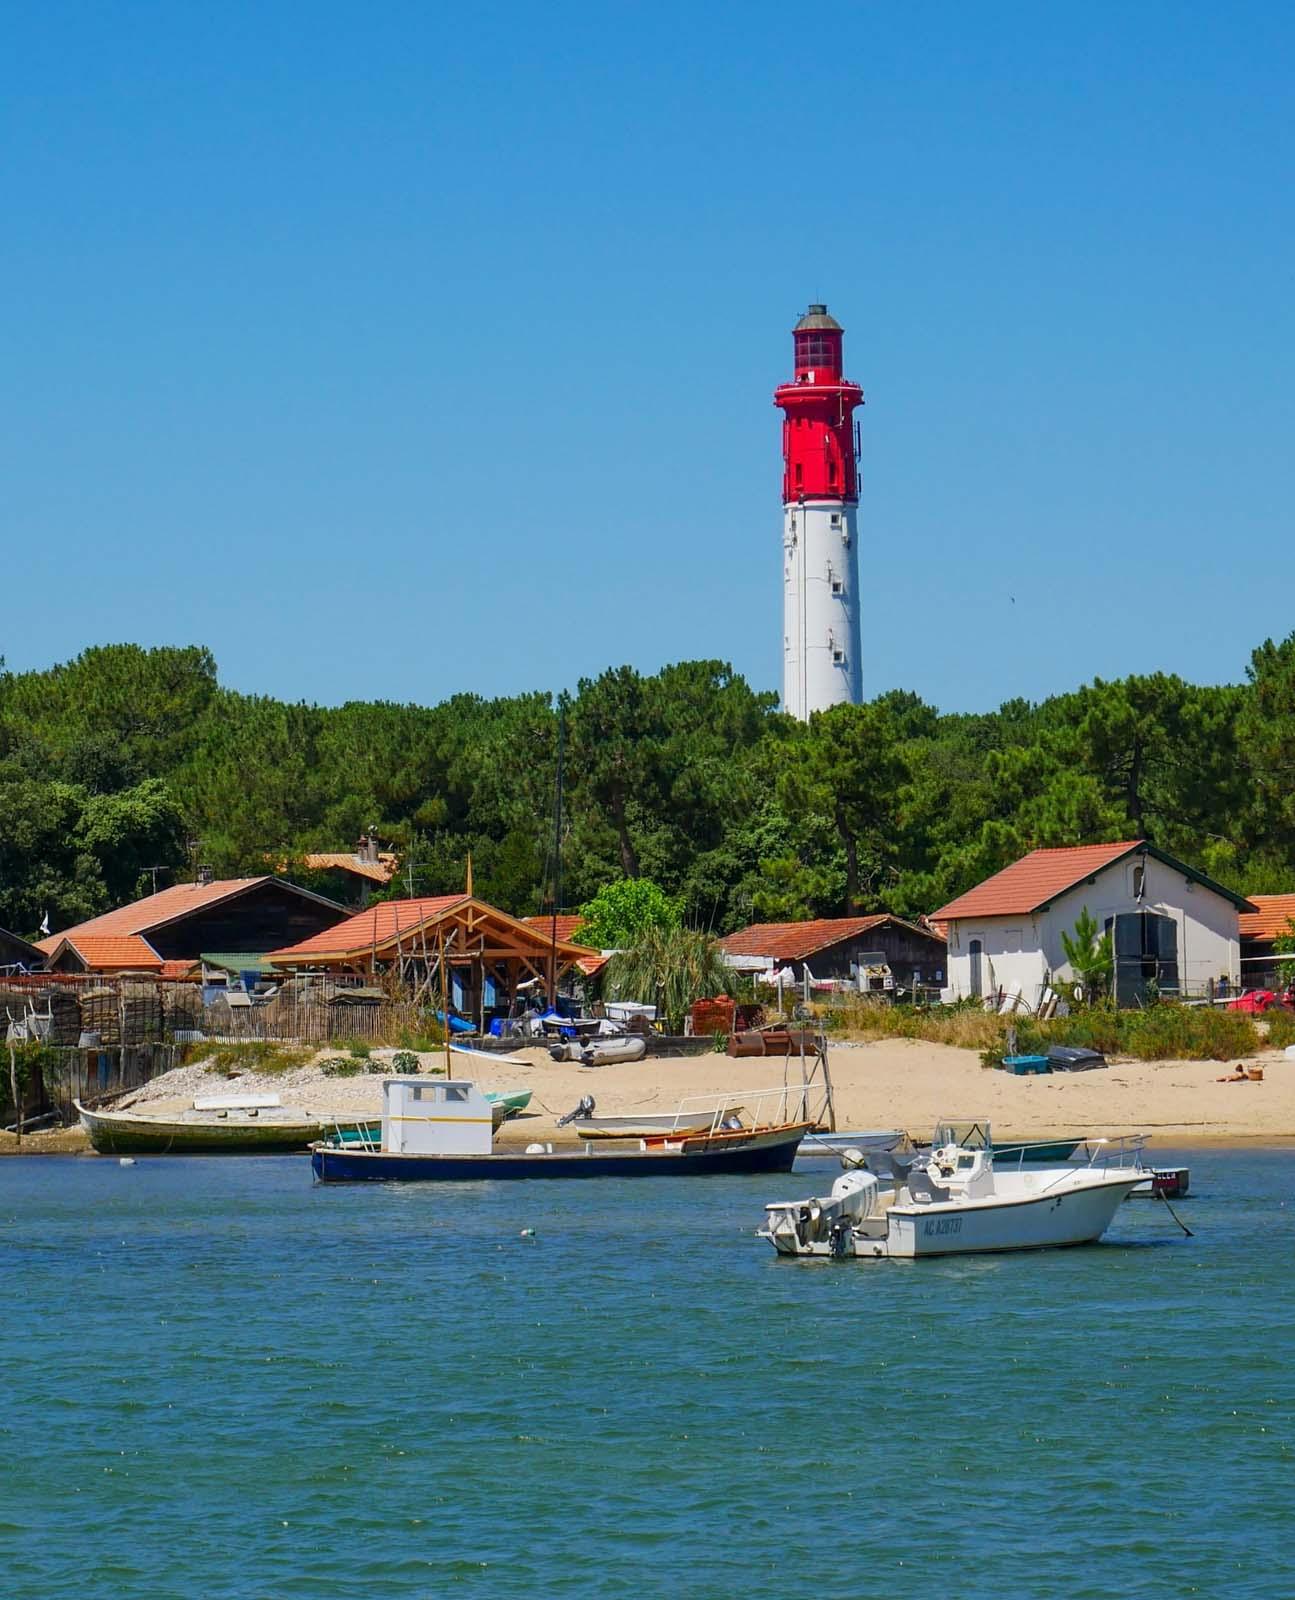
[310,1076,811,1183]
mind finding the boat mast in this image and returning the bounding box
[438,923,452,1078]
[546,697,565,1004]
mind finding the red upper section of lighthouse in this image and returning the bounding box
[773,304,863,504]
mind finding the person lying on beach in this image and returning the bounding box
[1215,1063,1250,1082]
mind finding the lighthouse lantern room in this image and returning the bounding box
[775,304,864,718]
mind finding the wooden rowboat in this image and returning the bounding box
[570,1111,741,1140]
[76,1098,346,1155]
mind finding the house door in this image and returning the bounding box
[968,938,984,999]
[1111,912,1179,1005]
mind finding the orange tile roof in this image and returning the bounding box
[521,915,608,975]
[36,877,288,955]
[302,853,397,884]
[158,959,201,980]
[57,934,164,971]
[721,915,941,963]
[270,896,470,961]
[1239,894,1295,942]
[931,843,1143,922]
[522,914,588,943]
[267,894,601,969]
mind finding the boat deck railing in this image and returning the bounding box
[321,1116,382,1152]
[1020,1134,1147,1194]
[1072,1133,1147,1171]
[670,1082,826,1136]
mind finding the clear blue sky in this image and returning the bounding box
[4,2,1292,713]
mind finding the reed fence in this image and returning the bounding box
[0,976,436,1051]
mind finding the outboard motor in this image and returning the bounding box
[831,1169,879,1220]
[557,1095,596,1128]
[828,1217,855,1258]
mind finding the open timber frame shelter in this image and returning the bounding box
[266,894,599,1023]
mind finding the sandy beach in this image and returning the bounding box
[10,1035,1294,1154]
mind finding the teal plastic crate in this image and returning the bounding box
[1001,1054,1052,1075]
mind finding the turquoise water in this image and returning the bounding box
[3,1149,1292,1599]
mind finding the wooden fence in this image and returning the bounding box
[195,998,429,1046]
[0,977,435,1050]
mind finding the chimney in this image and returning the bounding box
[358,832,380,866]
[197,864,215,887]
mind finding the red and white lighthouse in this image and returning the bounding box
[775,304,864,718]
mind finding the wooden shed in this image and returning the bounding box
[721,915,948,994]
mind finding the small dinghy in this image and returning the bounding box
[580,1035,647,1067]
[484,1088,533,1120]
[759,1119,1151,1259]
[546,1035,648,1066]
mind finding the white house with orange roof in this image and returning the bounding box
[932,841,1254,1008]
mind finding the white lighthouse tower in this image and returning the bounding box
[775,304,864,719]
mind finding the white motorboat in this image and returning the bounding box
[759,1119,1149,1260]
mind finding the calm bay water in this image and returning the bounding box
[2,1148,1292,1599]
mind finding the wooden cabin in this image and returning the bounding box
[37,877,347,975]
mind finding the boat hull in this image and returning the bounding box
[880,1176,1138,1257]
[312,1123,810,1182]
[77,1102,330,1155]
[485,1089,533,1120]
[798,1130,906,1158]
[763,1170,1143,1259]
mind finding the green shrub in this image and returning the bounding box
[1,1041,67,1121]
[1262,1009,1295,1049]
[198,1043,311,1077]
[1117,1005,1257,1061]
[319,1056,363,1078]
[817,996,1005,1051]
[835,994,1256,1065]
[389,1050,421,1073]
[395,1019,445,1051]
[978,1002,1259,1065]
[343,1038,372,1060]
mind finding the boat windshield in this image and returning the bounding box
[932,1119,992,1151]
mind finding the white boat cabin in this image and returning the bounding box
[383,1077,494,1156]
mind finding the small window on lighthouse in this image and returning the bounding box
[794,463,803,487]
[831,577,844,596]
[832,648,846,666]
[830,513,841,527]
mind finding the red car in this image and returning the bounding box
[1226,988,1294,1013]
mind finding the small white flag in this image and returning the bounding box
[39,912,51,937]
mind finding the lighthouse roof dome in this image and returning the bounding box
[793,303,843,332]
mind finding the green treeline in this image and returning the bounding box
[2,637,1294,941]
